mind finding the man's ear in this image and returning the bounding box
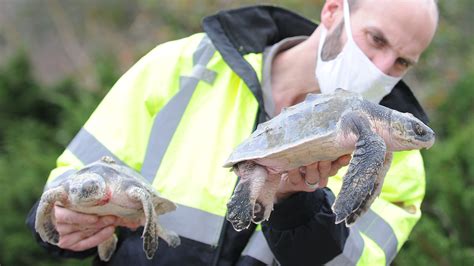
[320,0,344,29]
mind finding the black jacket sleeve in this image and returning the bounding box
[25,201,97,259]
[262,188,349,265]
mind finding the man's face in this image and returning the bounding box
[321,0,437,78]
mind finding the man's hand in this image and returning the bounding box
[53,205,117,251]
[275,155,351,201]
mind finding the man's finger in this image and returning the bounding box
[68,226,116,252]
[96,216,118,229]
[56,216,116,234]
[338,155,352,166]
[115,218,142,230]
[54,205,98,225]
[287,169,302,185]
[318,161,331,179]
[58,228,98,248]
[328,155,352,176]
[304,163,320,190]
[319,176,329,188]
[56,223,83,235]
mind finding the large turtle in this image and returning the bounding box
[224,89,435,231]
[35,156,180,261]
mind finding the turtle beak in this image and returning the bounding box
[426,131,436,149]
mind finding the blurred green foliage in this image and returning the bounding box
[0,53,112,266]
[0,1,473,265]
[394,73,474,266]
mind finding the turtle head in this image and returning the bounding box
[69,172,107,206]
[389,112,436,151]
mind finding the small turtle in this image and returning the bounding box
[35,156,180,261]
[224,89,435,231]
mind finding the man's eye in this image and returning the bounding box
[396,58,410,69]
[369,33,385,47]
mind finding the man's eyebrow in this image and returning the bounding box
[367,26,389,45]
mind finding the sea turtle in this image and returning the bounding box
[35,156,181,261]
[224,89,435,231]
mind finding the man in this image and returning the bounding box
[26,0,438,265]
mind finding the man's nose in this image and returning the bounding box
[371,53,398,76]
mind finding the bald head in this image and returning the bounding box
[348,0,439,25]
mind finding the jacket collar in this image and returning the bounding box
[202,5,429,124]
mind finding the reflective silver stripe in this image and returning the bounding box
[140,76,198,181]
[189,64,217,85]
[193,35,215,65]
[356,209,398,265]
[67,127,123,165]
[241,230,277,265]
[326,226,365,266]
[158,203,224,246]
[141,36,216,182]
[326,209,399,265]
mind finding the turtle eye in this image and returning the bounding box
[413,122,426,136]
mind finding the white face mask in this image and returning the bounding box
[315,0,402,103]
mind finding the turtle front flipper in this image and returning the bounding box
[332,111,387,226]
[127,187,158,259]
[98,234,118,261]
[35,186,68,244]
[252,173,280,224]
[227,161,268,231]
[345,152,393,226]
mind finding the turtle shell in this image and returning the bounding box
[223,89,364,168]
[59,158,175,217]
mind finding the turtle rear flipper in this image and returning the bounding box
[226,161,267,231]
[127,187,158,259]
[252,173,280,224]
[153,197,177,216]
[156,223,181,247]
[332,111,387,225]
[35,186,68,244]
[98,234,118,261]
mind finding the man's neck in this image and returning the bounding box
[270,32,321,115]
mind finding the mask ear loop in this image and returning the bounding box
[343,0,355,44]
[317,26,328,61]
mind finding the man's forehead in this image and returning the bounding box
[354,0,437,14]
[353,0,437,58]
[354,0,438,30]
